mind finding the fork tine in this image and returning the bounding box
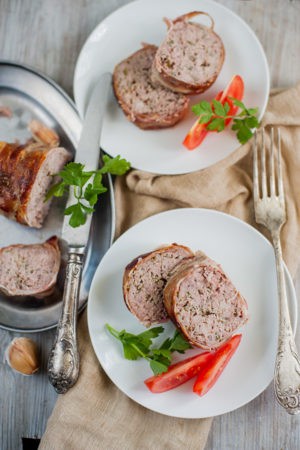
[253,131,259,201]
[270,127,276,196]
[277,128,284,199]
[261,128,267,198]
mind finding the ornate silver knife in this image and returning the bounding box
[48,73,111,394]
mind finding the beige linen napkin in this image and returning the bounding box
[40,84,300,450]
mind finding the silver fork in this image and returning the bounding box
[253,127,300,415]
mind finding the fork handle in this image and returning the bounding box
[271,230,300,415]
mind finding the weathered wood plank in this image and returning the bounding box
[0,329,58,449]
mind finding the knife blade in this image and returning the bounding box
[48,72,111,394]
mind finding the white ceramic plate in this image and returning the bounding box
[88,209,297,418]
[74,0,269,175]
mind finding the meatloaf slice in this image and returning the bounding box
[113,45,189,129]
[151,12,225,94]
[0,141,71,228]
[0,236,61,298]
[123,244,194,327]
[163,251,248,349]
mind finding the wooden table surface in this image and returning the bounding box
[1,1,300,449]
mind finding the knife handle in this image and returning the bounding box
[48,251,84,394]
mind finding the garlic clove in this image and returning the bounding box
[5,337,40,375]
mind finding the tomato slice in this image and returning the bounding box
[193,334,242,397]
[182,121,209,150]
[183,75,244,150]
[144,351,213,393]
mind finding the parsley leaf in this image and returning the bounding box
[84,183,107,206]
[199,114,213,124]
[212,99,226,117]
[232,120,254,145]
[231,98,246,110]
[192,100,212,116]
[191,96,260,145]
[44,181,66,201]
[46,154,130,227]
[150,359,170,376]
[136,327,165,348]
[64,203,93,227]
[161,330,192,353]
[100,154,131,175]
[106,324,192,375]
[207,118,225,132]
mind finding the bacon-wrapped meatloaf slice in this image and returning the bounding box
[0,127,70,228]
[163,251,248,349]
[0,236,61,298]
[123,244,194,327]
[151,12,225,95]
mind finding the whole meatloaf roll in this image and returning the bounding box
[123,244,194,327]
[0,236,61,298]
[151,12,225,94]
[0,140,71,228]
[113,44,189,129]
[163,251,248,349]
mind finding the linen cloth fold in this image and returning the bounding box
[39,84,300,450]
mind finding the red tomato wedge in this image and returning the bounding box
[183,75,244,150]
[193,334,242,397]
[144,351,213,393]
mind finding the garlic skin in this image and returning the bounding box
[5,337,39,375]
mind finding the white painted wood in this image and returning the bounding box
[0,0,299,449]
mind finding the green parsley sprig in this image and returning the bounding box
[45,155,130,228]
[106,324,192,375]
[192,97,260,144]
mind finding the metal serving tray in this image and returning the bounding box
[0,61,115,332]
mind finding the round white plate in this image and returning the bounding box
[74,0,269,175]
[88,209,297,418]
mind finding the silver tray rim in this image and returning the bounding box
[0,60,115,333]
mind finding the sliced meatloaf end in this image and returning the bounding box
[0,236,61,298]
[163,251,248,349]
[151,12,225,94]
[123,244,194,327]
[0,142,71,228]
[113,45,189,129]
